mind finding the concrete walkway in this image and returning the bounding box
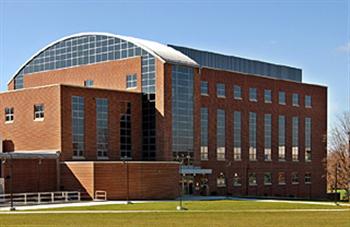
[0,196,349,211]
[0,208,349,214]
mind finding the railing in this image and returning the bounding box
[0,191,80,207]
[94,190,107,201]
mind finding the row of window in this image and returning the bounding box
[216,171,312,187]
[71,96,133,159]
[200,108,312,162]
[201,81,312,107]
[5,104,44,122]
[83,74,138,90]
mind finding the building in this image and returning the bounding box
[0,32,327,199]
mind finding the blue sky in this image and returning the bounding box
[0,0,349,127]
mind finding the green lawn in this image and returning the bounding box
[37,200,348,211]
[0,200,349,227]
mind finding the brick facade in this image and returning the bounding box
[61,161,179,200]
[191,67,327,199]
[1,40,327,200]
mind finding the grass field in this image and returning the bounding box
[0,200,349,227]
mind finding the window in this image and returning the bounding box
[279,91,286,105]
[217,109,225,161]
[233,85,242,99]
[292,117,299,161]
[233,111,241,161]
[200,146,208,161]
[233,173,241,186]
[217,83,225,97]
[264,114,272,161]
[72,96,84,158]
[305,95,312,108]
[34,104,44,120]
[249,112,257,161]
[248,173,257,186]
[264,89,272,103]
[84,80,94,87]
[249,88,257,102]
[172,65,194,158]
[96,98,108,158]
[278,115,286,161]
[5,107,14,122]
[278,172,286,185]
[291,172,299,184]
[292,93,299,106]
[120,102,132,158]
[201,81,208,95]
[305,172,311,184]
[217,173,226,187]
[126,74,137,88]
[305,118,312,162]
[200,108,208,160]
[264,172,272,185]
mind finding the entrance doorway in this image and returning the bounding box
[181,175,194,195]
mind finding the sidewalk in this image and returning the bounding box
[0,196,348,211]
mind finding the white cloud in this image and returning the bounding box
[336,42,350,53]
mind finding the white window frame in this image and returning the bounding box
[126,74,137,89]
[34,104,44,120]
[5,107,14,123]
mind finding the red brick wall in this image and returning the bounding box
[60,161,179,200]
[21,57,142,92]
[60,85,142,161]
[0,85,61,152]
[196,67,327,199]
[60,162,94,197]
[2,159,57,193]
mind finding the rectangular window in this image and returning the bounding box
[5,107,14,122]
[279,91,286,105]
[264,89,272,103]
[34,104,44,120]
[248,172,257,186]
[292,117,299,161]
[233,111,241,161]
[278,115,286,161]
[305,95,312,108]
[72,96,84,158]
[291,172,299,184]
[305,117,312,162]
[292,93,299,106]
[249,112,257,161]
[217,83,225,97]
[278,172,286,185]
[96,98,108,158]
[84,80,94,87]
[216,109,226,160]
[201,81,208,96]
[233,85,242,100]
[233,173,241,186]
[249,88,257,102]
[264,114,272,161]
[200,108,208,160]
[217,173,226,187]
[305,172,311,184]
[264,172,272,185]
[120,102,132,159]
[172,65,194,158]
[126,74,137,88]
[217,109,225,160]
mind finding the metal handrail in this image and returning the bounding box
[0,191,81,207]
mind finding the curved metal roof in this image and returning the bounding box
[8,32,198,85]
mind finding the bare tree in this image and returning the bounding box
[326,112,350,200]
